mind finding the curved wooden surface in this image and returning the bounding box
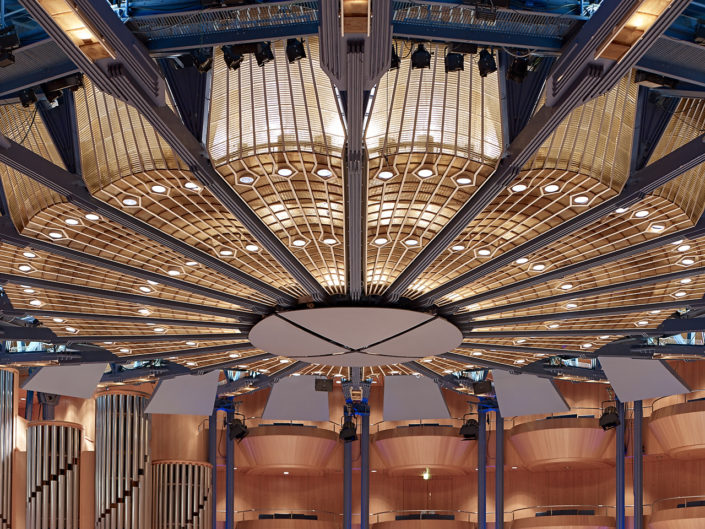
[512,515,616,529]
[649,400,705,459]
[371,521,475,529]
[151,413,209,462]
[649,506,705,529]
[372,426,476,476]
[239,426,338,475]
[27,420,83,430]
[509,418,614,470]
[236,520,338,529]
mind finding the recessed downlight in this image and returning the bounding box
[22,251,36,258]
[682,258,695,266]
[122,198,138,206]
[186,361,197,366]
[418,169,433,178]
[322,238,337,245]
[548,323,560,328]
[147,280,160,286]
[581,343,593,348]
[29,299,42,306]
[65,326,78,334]
[167,269,181,277]
[292,239,307,247]
[378,171,393,180]
[18,265,32,272]
[48,231,63,239]
[23,289,35,294]
[150,185,167,194]
[85,213,100,221]
[239,176,255,184]
[138,286,152,293]
[184,182,201,191]
[245,244,259,252]
[277,168,293,177]
[677,244,691,252]
[185,261,198,267]
[451,244,465,251]
[456,177,472,185]
[119,348,130,353]
[477,249,491,256]
[153,327,166,333]
[573,195,589,204]
[634,210,649,218]
[636,320,649,326]
[680,278,692,284]
[543,184,560,193]
[615,207,628,214]
[511,184,527,192]
[649,310,661,314]
[52,318,64,323]
[64,218,79,226]
[566,303,577,309]
[560,283,573,290]
[674,291,687,297]
[516,257,528,264]
[404,239,419,246]
[373,237,388,246]
[138,309,151,315]
[219,249,234,256]
[317,168,333,178]
[650,224,665,231]
[532,264,546,271]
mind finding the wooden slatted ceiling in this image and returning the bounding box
[0,103,67,229]
[435,194,692,304]
[208,41,346,293]
[74,78,303,296]
[651,98,705,223]
[97,340,249,357]
[469,310,686,331]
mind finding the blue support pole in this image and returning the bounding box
[226,411,235,529]
[633,401,644,529]
[495,410,504,529]
[360,411,370,529]
[616,401,626,529]
[209,412,218,529]
[478,408,487,529]
[24,390,33,421]
[343,412,353,529]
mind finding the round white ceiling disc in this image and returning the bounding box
[249,307,463,367]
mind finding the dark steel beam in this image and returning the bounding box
[209,412,219,529]
[630,87,679,173]
[495,409,504,529]
[0,138,295,306]
[36,89,82,175]
[457,266,705,320]
[478,407,487,529]
[225,410,235,529]
[616,401,626,529]
[343,407,353,529]
[634,400,644,529]
[0,273,254,321]
[216,359,305,394]
[658,317,705,333]
[360,409,371,529]
[100,362,191,383]
[455,298,705,328]
[0,324,56,341]
[425,131,705,309]
[0,348,117,365]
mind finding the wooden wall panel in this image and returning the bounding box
[151,413,209,462]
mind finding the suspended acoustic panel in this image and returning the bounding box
[0,369,13,529]
[152,461,212,529]
[145,371,220,416]
[598,357,690,402]
[493,371,569,418]
[263,375,330,422]
[26,422,81,529]
[23,363,107,399]
[383,375,450,421]
[95,392,151,529]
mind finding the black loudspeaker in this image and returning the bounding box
[315,378,333,392]
[472,380,493,395]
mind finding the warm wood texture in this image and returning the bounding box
[509,418,614,470]
[151,413,209,463]
[649,400,705,459]
[372,426,476,475]
[371,521,475,529]
[239,426,339,475]
[511,515,616,529]
[649,506,705,529]
[236,521,338,529]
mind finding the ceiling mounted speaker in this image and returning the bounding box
[22,363,107,399]
[383,375,450,421]
[145,370,220,415]
[492,371,569,417]
[598,357,690,402]
[263,375,330,421]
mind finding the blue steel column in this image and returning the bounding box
[478,408,487,529]
[343,412,353,529]
[360,411,370,529]
[495,410,504,529]
[616,401,626,529]
[209,412,218,529]
[633,401,643,529]
[226,411,235,529]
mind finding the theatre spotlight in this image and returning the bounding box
[255,42,274,67]
[411,44,431,69]
[599,406,620,431]
[459,418,479,440]
[228,417,249,440]
[285,38,306,63]
[339,418,358,442]
[477,49,497,77]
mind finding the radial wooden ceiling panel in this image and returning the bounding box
[99,339,251,358]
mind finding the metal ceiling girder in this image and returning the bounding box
[403,361,470,394]
[101,362,191,384]
[459,342,585,358]
[125,342,257,365]
[383,0,691,303]
[428,131,705,310]
[628,343,705,357]
[0,324,56,341]
[459,265,705,321]
[0,273,253,322]
[195,352,275,375]
[0,138,292,307]
[53,332,244,344]
[216,359,306,395]
[0,218,272,313]
[0,348,118,365]
[657,317,705,333]
[455,298,705,328]
[630,86,679,173]
[35,89,82,175]
[19,0,327,302]
[12,310,249,331]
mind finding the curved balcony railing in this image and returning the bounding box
[652,390,705,413]
[371,510,479,524]
[652,495,705,512]
[509,505,616,520]
[226,509,341,523]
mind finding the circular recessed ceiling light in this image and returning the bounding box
[681,258,695,266]
[374,237,388,246]
[18,265,32,272]
[516,257,528,264]
[548,323,560,328]
[317,169,333,178]
[219,249,234,256]
[674,291,687,297]
[153,327,166,333]
[451,244,465,251]
[516,339,526,343]
[292,239,307,247]
[651,224,665,231]
[477,249,491,256]
[560,283,573,290]
[636,320,649,326]
[150,185,167,194]
[323,238,337,245]
[582,343,592,348]
[615,207,628,214]
[277,168,293,177]
[378,171,393,180]
[511,184,527,192]
[649,310,661,314]
[138,286,152,293]
[514,359,525,364]
[147,280,159,286]
[245,244,259,252]
[677,245,691,252]
[119,348,130,353]
[53,318,64,323]
[184,182,201,191]
[48,232,63,239]
[566,303,577,309]
[22,251,36,258]
[573,195,589,204]
[167,269,181,276]
[280,359,292,363]
[187,361,197,366]
[23,288,35,294]
[65,326,78,334]
[138,309,150,315]
[185,341,197,346]
[405,239,419,246]
[418,169,433,178]
[229,353,240,358]
[635,210,649,218]
[543,184,560,193]
[600,335,610,339]
[680,278,692,284]
[239,176,255,184]
[185,261,198,266]
[85,213,100,221]
[457,177,472,185]
[532,264,546,271]
[64,218,79,226]
[29,299,42,306]
[122,198,138,206]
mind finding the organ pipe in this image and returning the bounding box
[152,461,212,529]
[0,369,14,529]
[95,391,151,529]
[26,422,82,529]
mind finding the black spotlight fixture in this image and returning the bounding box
[459,418,479,440]
[228,417,249,440]
[0,25,20,68]
[411,44,432,69]
[285,38,306,63]
[339,419,358,442]
[390,45,401,70]
[599,406,620,431]
[222,45,245,70]
[477,49,497,78]
[193,48,214,73]
[19,89,37,108]
[506,57,529,83]
[255,41,274,67]
[445,52,464,73]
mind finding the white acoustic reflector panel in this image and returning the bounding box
[599,357,690,402]
[145,370,220,415]
[383,375,450,421]
[263,375,330,421]
[493,371,569,418]
[22,363,107,398]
